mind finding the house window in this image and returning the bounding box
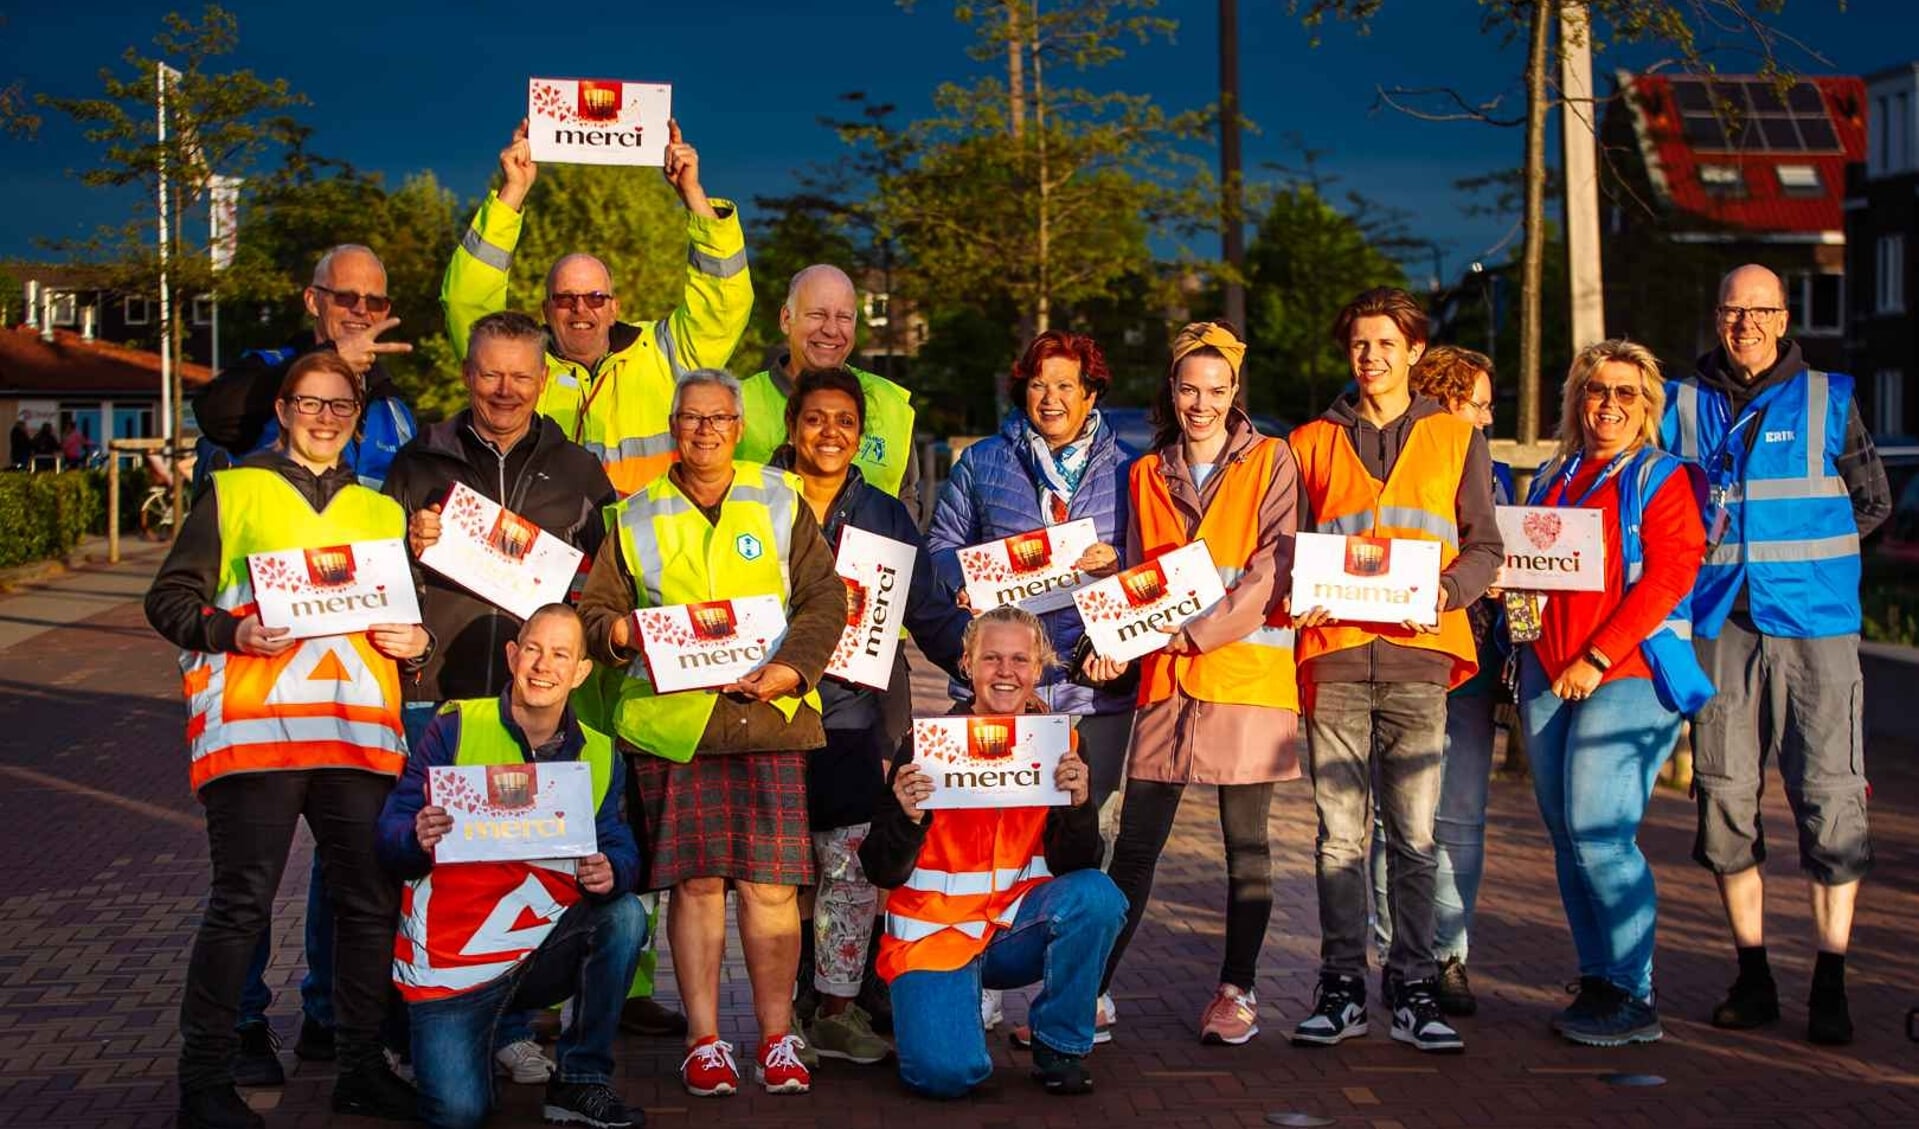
[1789,271,1843,336]
[191,296,213,327]
[1877,234,1906,314]
[1776,164,1822,197]
[48,292,78,326]
[1876,369,1905,436]
[123,296,151,325]
[863,292,890,327]
[1698,163,1746,198]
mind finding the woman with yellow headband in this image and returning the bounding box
[1082,320,1303,1046]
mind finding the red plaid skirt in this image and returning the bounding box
[627,749,815,890]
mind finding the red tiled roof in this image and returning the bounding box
[0,325,212,397]
[1620,72,1866,235]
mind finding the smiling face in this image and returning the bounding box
[464,335,547,443]
[789,387,862,480]
[1171,354,1237,446]
[672,380,742,475]
[1454,371,1494,430]
[303,247,388,346]
[1024,356,1096,449]
[780,267,859,374]
[963,620,1044,715]
[1716,264,1789,379]
[275,364,361,468]
[1580,359,1649,457]
[1347,314,1424,400]
[543,254,619,365]
[505,610,592,712]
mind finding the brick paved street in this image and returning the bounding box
[3,549,1919,1128]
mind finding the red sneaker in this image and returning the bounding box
[756,1032,813,1094]
[680,1036,740,1097]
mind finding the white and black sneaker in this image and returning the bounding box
[1290,974,1369,1046]
[1390,980,1464,1053]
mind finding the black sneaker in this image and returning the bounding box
[1434,958,1477,1018]
[230,1023,285,1088]
[544,1080,640,1127]
[1390,980,1464,1053]
[1552,977,1612,1034]
[293,1015,336,1062]
[331,1053,420,1121]
[1709,972,1780,1029]
[618,997,689,1037]
[1559,984,1661,1047]
[1030,1042,1093,1096]
[1290,974,1368,1046]
[1808,984,1853,1046]
[177,1084,265,1129]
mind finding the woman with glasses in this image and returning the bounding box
[146,351,429,1128]
[577,368,847,1098]
[1517,339,1711,1047]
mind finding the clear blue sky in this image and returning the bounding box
[2,0,1912,282]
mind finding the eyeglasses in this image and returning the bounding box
[309,285,392,315]
[283,395,361,419]
[1582,383,1642,406]
[672,411,740,433]
[548,291,613,312]
[1466,398,1494,415]
[1715,304,1786,325]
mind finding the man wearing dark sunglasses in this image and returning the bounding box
[443,117,752,497]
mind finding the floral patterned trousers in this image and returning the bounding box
[811,823,878,997]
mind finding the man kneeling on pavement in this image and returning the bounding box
[378,605,646,1129]
[859,605,1127,1099]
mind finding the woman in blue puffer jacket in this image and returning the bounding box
[924,329,1135,1033]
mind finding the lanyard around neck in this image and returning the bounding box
[1552,446,1636,508]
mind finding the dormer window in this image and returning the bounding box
[1699,164,1746,198]
[1776,164,1822,196]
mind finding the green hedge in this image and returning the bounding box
[0,471,105,569]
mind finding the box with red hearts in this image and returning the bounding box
[427,761,598,864]
[418,483,586,621]
[1288,532,1443,627]
[527,77,672,166]
[1494,506,1607,592]
[1073,540,1228,664]
[910,714,1073,811]
[957,517,1099,615]
[826,525,919,690]
[633,594,789,694]
[248,538,423,640]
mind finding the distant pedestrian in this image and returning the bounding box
[10,415,30,469]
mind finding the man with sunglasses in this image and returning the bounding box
[193,243,419,492]
[442,118,751,497]
[1662,263,1891,1047]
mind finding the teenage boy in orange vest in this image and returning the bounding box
[859,606,1126,1097]
[1284,288,1503,1054]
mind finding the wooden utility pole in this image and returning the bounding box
[1517,0,1551,445]
[1219,0,1246,343]
[1559,1,1605,351]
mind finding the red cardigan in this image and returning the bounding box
[1534,454,1706,685]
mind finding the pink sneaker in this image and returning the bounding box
[1198,984,1260,1045]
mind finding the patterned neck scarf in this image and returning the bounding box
[1021,410,1101,523]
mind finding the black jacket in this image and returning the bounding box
[858,703,1104,889]
[145,450,430,659]
[192,335,407,454]
[381,412,617,701]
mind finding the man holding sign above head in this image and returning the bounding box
[577,368,846,1097]
[768,366,968,1065]
[378,605,646,1129]
[1079,321,1301,1048]
[859,605,1125,1099]
[1284,288,1502,1055]
[442,116,752,495]
[147,351,428,1129]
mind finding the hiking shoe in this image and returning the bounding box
[1560,984,1661,1047]
[495,1038,555,1084]
[680,1037,739,1097]
[1390,980,1464,1053]
[1435,958,1477,1018]
[856,970,893,1035]
[756,1033,812,1094]
[230,1022,285,1088]
[1198,984,1260,1045]
[1552,977,1613,1034]
[293,1015,336,1062]
[177,1084,265,1129]
[787,1017,820,1068]
[542,1080,638,1128]
[619,997,689,1037]
[1009,993,1117,1049]
[981,988,1004,1030]
[808,1005,891,1064]
[330,1053,419,1120]
[1291,974,1368,1046]
[1710,972,1780,1029]
[1029,1042,1094,1096]
[1808,983,1854,1046]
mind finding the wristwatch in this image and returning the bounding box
[1586,647,1612,673]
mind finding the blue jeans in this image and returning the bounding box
[889,870,1126,1100]
[411,894,647,1129]
[1519,653,1680,1001]
[1370,691,1498,962]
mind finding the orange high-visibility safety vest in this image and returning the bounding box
[179,468,409,794]
[1286,413,1479,689]
[875,730,1078,982]
[1130,438,1298,711]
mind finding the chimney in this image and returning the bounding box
[23,280,37,328]
[81,305,97,341]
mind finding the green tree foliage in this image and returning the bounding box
[742,194,861,369]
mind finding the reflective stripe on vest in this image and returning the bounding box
[536,328,679,495]
[1313,505,1460,547]
[874,802,1053,982]
[899,858,1053,898]
[607,462,818,762]
[885,889,1030,943]
[391,698,616,1003]
[180,469,407,793]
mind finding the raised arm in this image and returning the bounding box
[658,121,752,372]
[441,122,535,361]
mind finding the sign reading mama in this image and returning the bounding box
[428,761,598,864]
[912,714,1073,811]
[1288,531,1442,628]
[958,518,1099,615]
[826,525,918,690]
[528,78,672,166]
[634,594,788,694]
[1074,540,1228,664]
[1493,506,1606,592]
[248,538,423,639]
